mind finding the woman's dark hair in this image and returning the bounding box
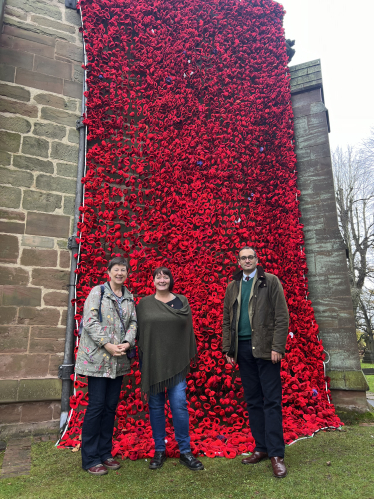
[153,267,174,292]
[108,256,129,272]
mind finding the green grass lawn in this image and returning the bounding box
[361,363,374,369]
[361,362,374,392]
[366,376,374,392]
[1,426,374,499]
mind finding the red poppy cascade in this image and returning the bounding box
[58,0,342,458]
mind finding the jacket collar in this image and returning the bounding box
[232,265,266,282]
[104,281,133,301]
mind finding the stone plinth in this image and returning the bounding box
[290,60,369,412]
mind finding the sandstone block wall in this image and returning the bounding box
[290,60,368,411]
[0,0,83,428]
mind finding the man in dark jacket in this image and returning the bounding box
[222,246,289,478]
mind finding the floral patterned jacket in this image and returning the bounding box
[75,282,137,378]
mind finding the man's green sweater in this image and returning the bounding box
[238,279,253,340]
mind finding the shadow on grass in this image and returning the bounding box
[1,426,374,499]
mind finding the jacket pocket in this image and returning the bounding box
[253,325,273,358]
[263,326,274,355]
[86,345,100,363]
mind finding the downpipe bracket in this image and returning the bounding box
[68,235,79,250]
[76,117,84,130]
[65,0,78,10]
[58,363,75,380]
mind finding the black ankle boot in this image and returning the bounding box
[179,452,204,470]
[149,451,167,470]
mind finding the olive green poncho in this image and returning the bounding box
[136,294,197,395]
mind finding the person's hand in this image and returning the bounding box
[226,354,236,366]
[118,342,130,353]
[104,343,127,357]
[271,351,282,364]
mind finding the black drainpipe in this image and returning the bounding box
[59,0,86,431]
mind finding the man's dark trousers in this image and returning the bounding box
[237,339,285,458]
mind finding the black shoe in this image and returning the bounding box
[149,451,167,470]
[179,452,204,471]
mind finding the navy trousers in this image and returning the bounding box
[237,340,285,458]
[81,375,123,469]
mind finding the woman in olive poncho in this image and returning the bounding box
[137,267,204,471]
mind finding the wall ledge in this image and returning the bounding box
[327,370,369,392]
[0,378,61,403]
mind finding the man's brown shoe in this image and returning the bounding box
[86,464,108,476]
[270,457,287,478]
[241,451,268,464]
[103,458,121,470]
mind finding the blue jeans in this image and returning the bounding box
[237,340,285,458]
[148,379,191,454]
[81,375,123,469]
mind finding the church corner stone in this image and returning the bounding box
[290,60,368,412]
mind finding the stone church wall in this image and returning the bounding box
[0,0,83,430]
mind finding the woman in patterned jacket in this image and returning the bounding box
[75,256,137,476]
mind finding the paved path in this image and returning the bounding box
[367,391,374,408]
[0,434,58,480]
[0,437,32,479]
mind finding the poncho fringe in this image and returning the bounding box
[140,360,195,396]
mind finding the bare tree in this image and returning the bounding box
[357,289,374,363]
[332,142,374,362]
[361,126,374,166]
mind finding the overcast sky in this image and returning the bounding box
[276,0,374,151]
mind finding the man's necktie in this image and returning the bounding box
[245,276,250,281]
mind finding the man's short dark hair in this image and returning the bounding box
[238,246,257,258]
[108,256,129,272]
[153,266,174,292]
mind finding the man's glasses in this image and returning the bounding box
[239,255,256,261]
